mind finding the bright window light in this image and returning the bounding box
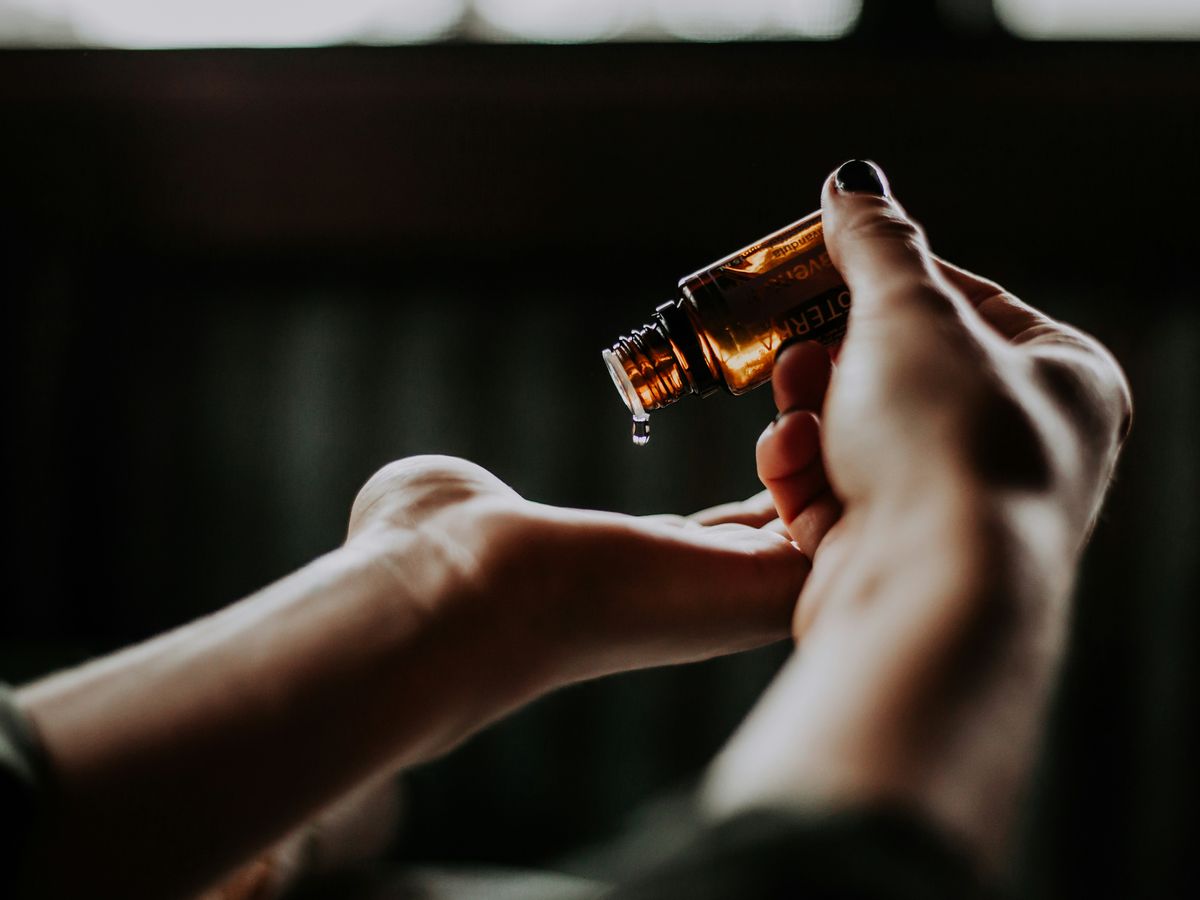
[473,0,639,43]
[997,0,1200,39]
[0,0,861,47]
[653,0,778,41]
[653,0,861,42]
[0,0,465,47]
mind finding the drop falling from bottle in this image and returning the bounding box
[603,348,653,448]
[632,414,650,446]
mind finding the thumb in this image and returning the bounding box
[820,160,957,325]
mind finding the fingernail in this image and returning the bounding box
[776,336,804,358]
[835,159,888,196]
[773,405,809,426]
[776,337,821,358]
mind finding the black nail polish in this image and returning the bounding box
[835,159,887,196]
[775,336,808,358]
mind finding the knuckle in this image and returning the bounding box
[863,278,963,330]
[1031,338,1132,445]
[964,382,1054,491]
[1091,344,1134,442]
[1114,372,1134,442]
[849,206,928,252]
[353,455,508,525]
[900,279,960,317]
[362,454,464,494]
[1032,353,1090,407]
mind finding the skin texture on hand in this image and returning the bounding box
[344,456,811,692]
[705,161,1131,872]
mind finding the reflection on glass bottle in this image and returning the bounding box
[603,210,848,444]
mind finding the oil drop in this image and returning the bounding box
[603,348,653,446]
[632,415,650,446]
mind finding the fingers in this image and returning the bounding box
[772,339,833,416]
[756,340,839,553]
[936,254,1115,363]
[689,490,779,528]
[934,257,1132,442]
[820,160,959,325]
[933,257,1057,343]
[821,162,1129,443]
[664,341,838,555]
[657,524,810,656]
[761,518,791,538]
[673,339,831,531]
[577,516,811,672]
[824,164,1068,354]
[756,406,841,556]
[758,410,822,497]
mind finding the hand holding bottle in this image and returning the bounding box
[757,159,1131,635]
[708,160,1131,869]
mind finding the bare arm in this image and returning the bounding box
[16,463,812,898]
[19,541,484,897]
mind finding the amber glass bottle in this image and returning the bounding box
[603,210,848,442]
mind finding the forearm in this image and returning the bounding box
[17,540,501,899]
[705,485,1077,871]
[200,774,401,900]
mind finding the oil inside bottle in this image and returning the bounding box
[603,209,848,444]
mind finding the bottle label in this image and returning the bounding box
[680,212,849,394]
[764,284,851,347]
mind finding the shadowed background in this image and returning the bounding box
[2,5,1197,897]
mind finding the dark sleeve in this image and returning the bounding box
[0,683,50,890]
[604,806,997,900]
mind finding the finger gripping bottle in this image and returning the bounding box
[603,210,848,445]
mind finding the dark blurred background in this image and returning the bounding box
[2,1,1197,896]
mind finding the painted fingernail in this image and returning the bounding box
[835,159,887,196]
[776,337,821,359]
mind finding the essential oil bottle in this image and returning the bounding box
[603,209,848,445]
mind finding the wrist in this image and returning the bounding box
[711,485,1074,868]
[344,502,555,727]
[859,468,1078,602]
